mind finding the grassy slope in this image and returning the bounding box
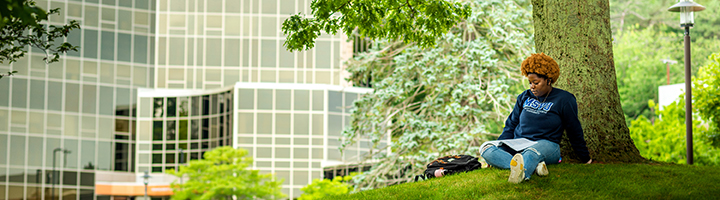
[335,163,720,199]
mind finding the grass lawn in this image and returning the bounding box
[334,163,720,199]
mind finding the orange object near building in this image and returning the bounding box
[95,184,174,196]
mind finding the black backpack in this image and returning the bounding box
[415,155,482,181]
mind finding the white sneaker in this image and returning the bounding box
[535,161,549,176]
[508,153,525,183]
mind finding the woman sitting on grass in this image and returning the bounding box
[480,53,592,183]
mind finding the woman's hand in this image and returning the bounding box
[586,159,593,164]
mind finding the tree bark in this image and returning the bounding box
[532,0,644,162]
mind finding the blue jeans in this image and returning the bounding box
[480,139,561,179]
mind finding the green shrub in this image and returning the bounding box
[299,175,354,200]
[629,99,720,165]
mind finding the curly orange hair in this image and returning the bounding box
[521,53,559,83]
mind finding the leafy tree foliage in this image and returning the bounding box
[281,0,471,51]
[609,0,720,40]
[629,100,719,165]
[341,0,533,189]
[693,53,720,147]
[0,0,47,27]
[298,175,354,200]
[169,147,285,200]
[612,25,720,124]
[609,0,671,33]
[0,0,80,79]
[687,0,720,40]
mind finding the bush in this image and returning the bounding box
[298,175,353,200]
[629,99,720,165]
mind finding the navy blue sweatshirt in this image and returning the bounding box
[498,88,591,162]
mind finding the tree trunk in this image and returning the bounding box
[532,0,644,162]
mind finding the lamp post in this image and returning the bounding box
[143,170,152,200]
[180,148,185,166]
[661,59,678,85]
[179,149,185,188]
[52,148,71,200]
[36,169,41,199]
[177,148,184,173]
[668,0,705,165]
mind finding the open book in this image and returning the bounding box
[481,138,538,152]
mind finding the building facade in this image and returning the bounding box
[0,0,377,199]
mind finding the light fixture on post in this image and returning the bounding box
[52,148,71,200]
[668,0,705,165]
[178,148,185,189]
[143,170,152,200]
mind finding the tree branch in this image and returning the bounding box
[335,0,353,13]
[404,0,417,19]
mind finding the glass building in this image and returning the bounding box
[0,0,379,199]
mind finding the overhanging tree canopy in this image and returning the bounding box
[0,0,80,79]
[281,0,471,51]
